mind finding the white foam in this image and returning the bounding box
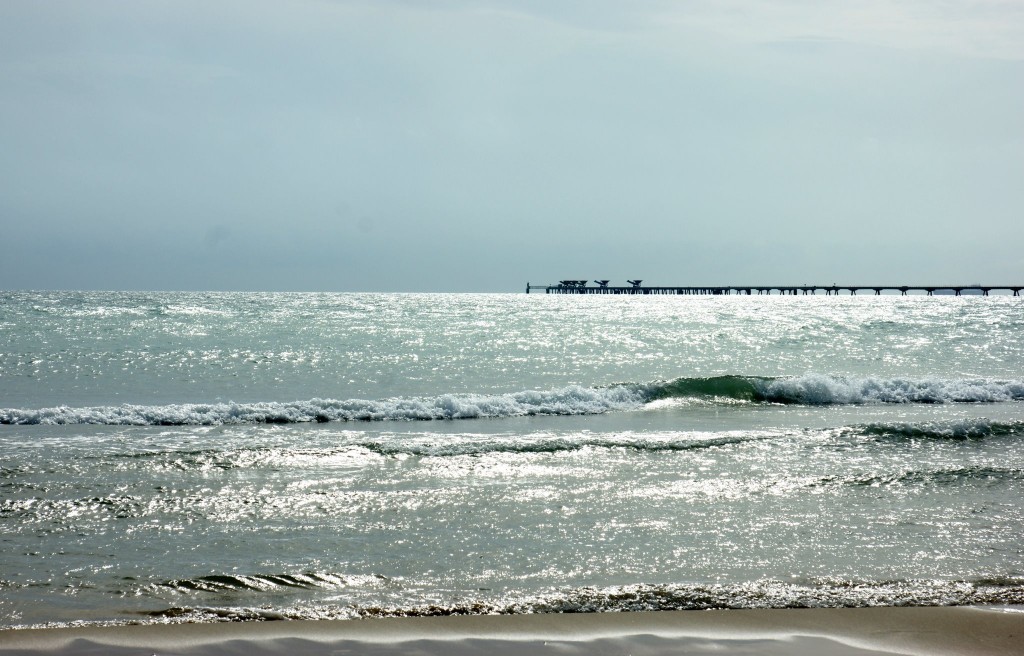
[858,417,1024,439]
[0,385,648,426]
[3,375,1022,425]
[754,374,1024,404]
[365,430,767,458]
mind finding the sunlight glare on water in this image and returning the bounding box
[1,292,1023,626]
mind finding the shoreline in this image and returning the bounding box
[1,607,1022,656]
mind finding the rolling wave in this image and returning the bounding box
[854,418,1024,440]
[361,432,763,457]
[647,374,1024,405]
[137,577,1024,623]
[502,577,1024,614]
[153,571,387,595]
[817,466,1024,489]
[0,386,645,425]
[749,375,1024,404]
[9,428,1015,484]
[3,374,1022,425]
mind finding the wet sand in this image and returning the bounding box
[2,607,1023,656]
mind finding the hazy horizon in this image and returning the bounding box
[2,1,1022,292]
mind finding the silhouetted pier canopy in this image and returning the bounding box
[627,280,643,288]
[595,280,610,288]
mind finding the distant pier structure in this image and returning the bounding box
[526,281,1023,296]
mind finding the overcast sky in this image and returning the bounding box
[2,0,1022,291]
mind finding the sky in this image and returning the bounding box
[1,0,1022,292]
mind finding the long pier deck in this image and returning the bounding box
[527,282,1023,296]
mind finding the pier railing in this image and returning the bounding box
[526,283,1022,296]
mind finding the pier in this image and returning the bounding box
[526,281,1023,296]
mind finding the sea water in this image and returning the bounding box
[1,291,1022,627]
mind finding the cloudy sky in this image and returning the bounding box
[2,0,1022,291]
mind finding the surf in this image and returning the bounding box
[3,374,1022,425]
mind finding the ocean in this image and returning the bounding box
[1,291,1023,628]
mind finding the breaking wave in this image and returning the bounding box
[3,374,1022,425]
[853,418,1024,441]
[749,374,1024,405]
[136,577,1024,624]
[0,386,645,425]
[362,431,764,457]
[153,571,388,595]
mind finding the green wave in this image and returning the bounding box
[642,375,768,402]
[641,374,1024,405]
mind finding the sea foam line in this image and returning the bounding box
[133,576,1024,624]
[2,374,1022,425]
[751,374,1024,405]
[0,386,645,426]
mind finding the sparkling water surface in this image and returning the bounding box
[1,292,1023,626]
[5,292,1020,407]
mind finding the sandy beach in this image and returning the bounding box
[2,607,1022,656]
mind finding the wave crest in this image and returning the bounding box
[0,386,645,426]
[855,418,1024,440]
[752,374,1024,404]
[3,374,1022,426]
